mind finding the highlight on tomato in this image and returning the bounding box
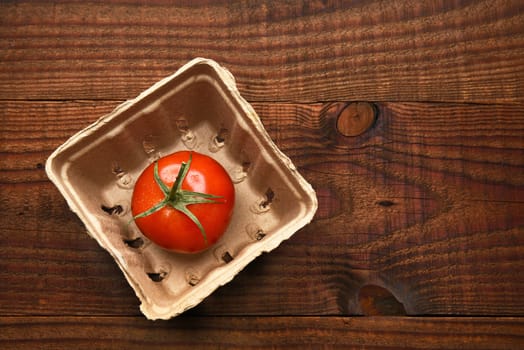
[131,150,235,253]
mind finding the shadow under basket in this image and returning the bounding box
[45,58,318,320]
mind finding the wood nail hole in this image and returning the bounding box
[336,102,376,137]
[377,200,395,207]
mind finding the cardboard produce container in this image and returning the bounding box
[46,58,318,320]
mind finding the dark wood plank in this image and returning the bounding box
[1,100,522,316]
[0,100,116,183]
[1,316,523,350]
[0,100,139,315]
[1,0,523,103]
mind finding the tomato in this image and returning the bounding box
[131,150,235,253]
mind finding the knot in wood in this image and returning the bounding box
[336,102,376,137]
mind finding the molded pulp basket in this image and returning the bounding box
[46,58,318,320]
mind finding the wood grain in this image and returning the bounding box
[1,0,523,103]
[1,316,523,349]
[1,1,523,346]
[1,100,522,317]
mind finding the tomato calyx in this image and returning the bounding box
[132,152,223,246]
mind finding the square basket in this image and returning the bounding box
[46,58,318,320]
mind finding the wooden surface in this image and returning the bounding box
[1,0,523,348]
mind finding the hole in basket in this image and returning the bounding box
[175,118,197,149]
[230,160,251,184]
[213,245,233,263]
[101,204,124,216]
[116,174,134,189]
[147,270,168,282]
[185,269,200,286]
[181,130,197,148]
[242,161,251,173]
[254,230,266,241]
[209,127,229,152]
[246,223,266,241]
[111,162,125,177]
[215,127,228,144]
[142,135,159,155]
[123,237,144,249]
[221,251,234,263]
[175,118,189,133]
[260,188,275,209]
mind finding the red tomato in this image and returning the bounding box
[131,151,235,253]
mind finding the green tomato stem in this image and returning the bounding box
[133,152,223,246]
